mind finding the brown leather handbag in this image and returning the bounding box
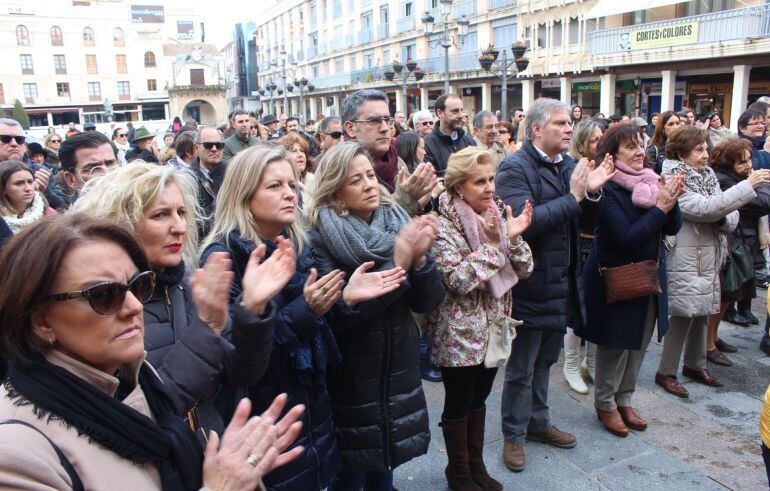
[599,234,662,304]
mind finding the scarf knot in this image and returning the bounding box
[610,160,660,209]
[2,192,45,234]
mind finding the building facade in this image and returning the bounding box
[251,0,770,130]
[0,0,208,127]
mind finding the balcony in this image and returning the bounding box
[359,28,373,44]
[329,38,342,51]
[350,66,383,83]
[489,0,516,9]
[318,42,327,55]
[587,4,770,57]
[377,24,389,39]
[452,0,476,18]
[345,34,354,48]
[312,72,352,89]
[307,45,317,58]
[397,16,414,33]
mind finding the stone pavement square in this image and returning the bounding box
[393,295,770,490]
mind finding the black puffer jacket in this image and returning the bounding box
[714,169,770,267]
[495,139,595,332]
[423,121,476,174]
[307,228,446,472]
[201,232,342,491]
[142,262,275,438]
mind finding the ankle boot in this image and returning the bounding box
[761,332,770,357]
[580,343,596,383]
[440,418,483,491]
[563,346,588,394]
[466,406,502,491]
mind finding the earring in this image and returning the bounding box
[48,338,55,346]
[459,193,465,200]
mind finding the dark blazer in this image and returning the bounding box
[307,229,445,472]
[577,181,682,350]
[495,139,595,332]
[740,131,770,170]
[423,122,476,175]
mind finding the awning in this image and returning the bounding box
[583,0,690,19]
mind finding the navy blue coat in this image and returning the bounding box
[495,139,596,332]
[741,132,770,170]
[201,232,341,491]
[576,182,682,350]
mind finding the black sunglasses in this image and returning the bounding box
[48,271,156,315]
[50,138,62,143]
[202,142,225,150]
[324,131,343,139]
[0,135,26,145]
[117,133,128,138]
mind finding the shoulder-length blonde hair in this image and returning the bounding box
[305,140,393,228]
[443,146,496,197]
[201,144,305,252]
[71,161,201,264]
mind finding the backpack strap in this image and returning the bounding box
[0,419,84,491]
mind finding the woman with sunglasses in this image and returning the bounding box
[200,144,404,491]
[0,213,305,490]
[44,133,62,160]
[73,162,294,440]
[112,128,131,166]
[0,161,56,235]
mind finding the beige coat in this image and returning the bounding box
[474,136,512,167]
[0,350,162,490]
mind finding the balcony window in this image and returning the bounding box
[113,28,125,47]
[86,54,98,74]
[50,26,63,46]
[118,81,130,100]
[87,82,101,101]
[54,54,67,74]
[144,51,156,68]
[568,17,579,44]
[56,82,70,98]
[83,27,95,46]
[16,25,30,46]
[116,54,127,74]
[190,68,205,86]
[23,83,38,103]
[553,20,563,47]
[147,79,157,91]
[20,55,33,75]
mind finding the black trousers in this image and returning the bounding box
[441,364,498,420]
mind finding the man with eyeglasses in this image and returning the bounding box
[411,110,435,138]
[423,94,476,175]
[318,116,343,154]
[472,110,511,166]
[192,127,226,235]
[341,89,437,216]
[511,108,525,141]
[738,108,770,170]
[223,109,260,164]
[59,131,119,206]
[0,118,67,210]
[112,127,131,165]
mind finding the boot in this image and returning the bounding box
[580,343,596,383]
[724,304,750,327]
[563,346,588,394]
[761,332,770,357]
[440,418,483,491]
[420,335,442,382]
[738,298,759,325]
[466,406,502,491]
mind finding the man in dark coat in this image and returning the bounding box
[125,126,159,163]
[285,116,320,157]
[423,93,476,174]
[495,98,614,472]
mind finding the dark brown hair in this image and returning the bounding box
[649,111,679,148]
[0,160,34,215]
[596,123,642,165]
[0,213,150,366]
[665,125,709,161]
[710,138,752,170]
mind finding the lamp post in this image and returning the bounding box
[293,77,315,124]
[422,0,469,95]
[478,42,529,121]
[259,80,278,116]
[384,60,425,117]
[279,47,288,116]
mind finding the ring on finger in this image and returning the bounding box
[245,452,262,467]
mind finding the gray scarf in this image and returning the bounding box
[316,203,410,269]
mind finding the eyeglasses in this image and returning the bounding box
[48,271,156,315]
[419,121,433,127]
[354,116,395,127]
[747,121,767,127]
[0,135,26,145]
[324,131,343,139]
[202,142,225,150]
[498,130,509,135]
[50,139,62,143]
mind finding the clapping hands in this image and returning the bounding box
[393,214,439,271]
[655,172,684,213]
[398,163,437,202]
[241,237,297,315]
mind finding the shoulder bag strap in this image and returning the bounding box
[0,419,84,491]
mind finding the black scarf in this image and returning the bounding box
[6,355,202,491]
[154,261,185,288]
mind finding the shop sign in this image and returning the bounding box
[131,4,165,23]
[625,22,699,50]
[177,21,194,39]
[541,80,560,88]
[616,80,636,92]
[573,81,600,93]
[689,83,732,93]
[643,81,687,96]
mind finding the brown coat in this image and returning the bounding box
[0,350,162,490]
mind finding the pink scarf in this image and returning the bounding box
[610,160,660,209]
[452,196,519,299]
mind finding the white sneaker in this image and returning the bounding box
[563,346,588,394]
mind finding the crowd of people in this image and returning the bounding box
[0,91,770,491]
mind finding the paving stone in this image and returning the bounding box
[594,449,726,490]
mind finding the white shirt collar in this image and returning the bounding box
[532,142,564,164]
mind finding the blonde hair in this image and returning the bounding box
[444,146,496,196]
[305,140,392,228]
[201,144,305,252]
[71,161,201,264]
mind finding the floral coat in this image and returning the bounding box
[427,193,533,367]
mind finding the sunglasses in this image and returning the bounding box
[117,133,128,138]
[48,271,156,315]
[0,135,26,145]
[498,130,509,135]
[419,121,433,127]
[50,139,62,143]
[202,142,225,150]
[324,131,343,139]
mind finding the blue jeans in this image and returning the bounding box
[328,468,393,491]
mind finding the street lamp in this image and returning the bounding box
[293,77,315,124]
[384,60,426,118]
[279,48,288,116]
[478,42,529,121]
[422,0,469,94]
[261,80,278,115]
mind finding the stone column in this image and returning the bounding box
[482,82,492,113]
[660,70,677,115]
[522,80,536,112]
[599,73,616,116]
[730,65,751,131]
[560,76,572,104]
[420,87,429,111]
